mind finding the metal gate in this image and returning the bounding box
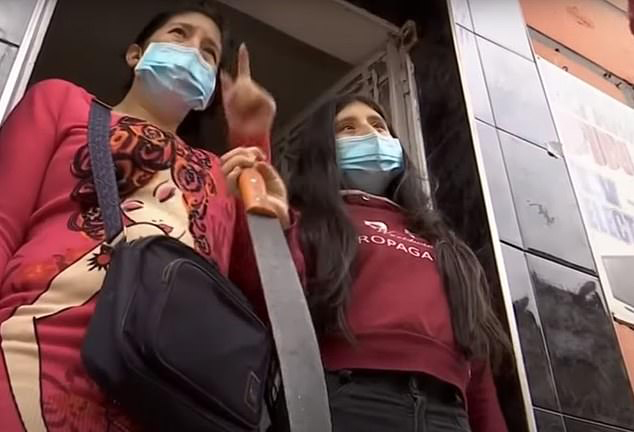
[273,22,429,194]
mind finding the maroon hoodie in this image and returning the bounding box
[237,190,507,432]
[321,191,507,432]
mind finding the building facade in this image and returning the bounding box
[450,0,634,430]
[1,0,633,431]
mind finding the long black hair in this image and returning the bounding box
[125,1,231,150]
[287,94,510,366]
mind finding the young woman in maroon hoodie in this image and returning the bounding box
[284,95,511,432]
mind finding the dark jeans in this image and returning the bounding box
[325,370,472,432]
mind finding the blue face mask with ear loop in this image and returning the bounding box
[336,133,405,195]
[135,42,217,112]
[336,133,404,171]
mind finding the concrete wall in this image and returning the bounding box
[450,0,634,430]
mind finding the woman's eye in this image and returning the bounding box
[170,28,186,37]
[203,49,217,63]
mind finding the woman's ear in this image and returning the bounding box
[125,44,144,68]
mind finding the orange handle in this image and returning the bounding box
[238,167,278,218]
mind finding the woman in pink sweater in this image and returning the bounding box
[0,4,290,431]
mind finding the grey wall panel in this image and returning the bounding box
[455,26,494,124]
[502,245,559,411]
[565,417,633,432]
[500,131,595,270]
[478,37,558,149]
[476,121,523,245]
[468,0,532,59]
[535,409,567,432]
[528,255,634,428]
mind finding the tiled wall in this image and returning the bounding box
[0,0,38,104]
[407,2,530,429]
[450,0,634,430]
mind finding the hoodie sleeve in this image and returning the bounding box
[0,80,68,282]
[465,360,508,432]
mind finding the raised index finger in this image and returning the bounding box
[237,43,251,77]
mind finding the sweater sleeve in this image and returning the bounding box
[229,199,305,319]
[0,80,67,282]
[465,360,508,432]
[227,133,306,319]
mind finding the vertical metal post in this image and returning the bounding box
[386,38,408,141]
[385,28,431,197]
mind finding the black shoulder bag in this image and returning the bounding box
[81,100,273,432]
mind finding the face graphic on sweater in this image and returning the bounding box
[1,169,195,431]
[121,169,194,246]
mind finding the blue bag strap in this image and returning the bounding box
[87,99,124,244]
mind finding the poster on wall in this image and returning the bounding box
[538,58,634,323]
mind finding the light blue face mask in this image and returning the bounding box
[336,133,404,172]
[336,133,404,195]
[135,42,216,112]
